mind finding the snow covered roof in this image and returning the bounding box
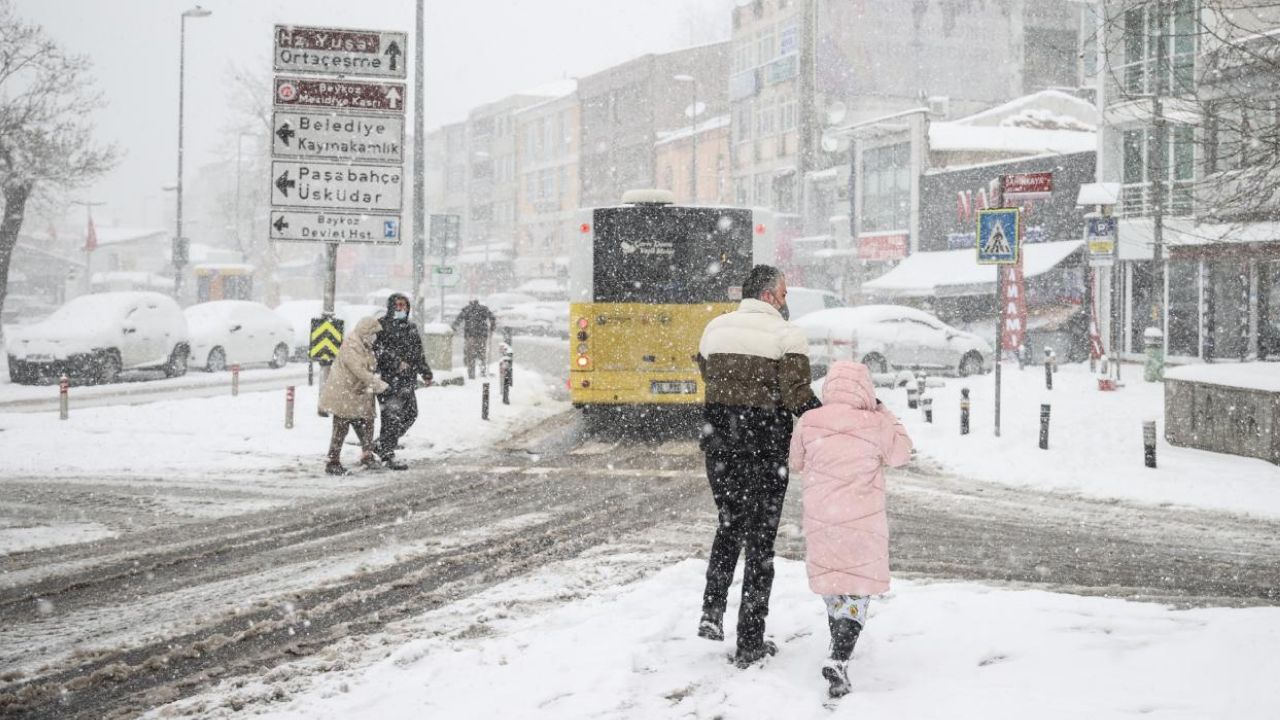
[861,240,1083,298]
[951,90,1099,129]
[93,227,168,247]
[520,78,578,100]
[928,124,1095,156]
[655,115,731,146]
[90,271,172,290]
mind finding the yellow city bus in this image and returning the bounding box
[568,190,774,408]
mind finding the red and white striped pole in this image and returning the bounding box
[59,375,69,420]
[232,364,241,396]
[285,385,295,429]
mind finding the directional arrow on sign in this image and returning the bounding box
[384,40,402,72]
[386,87,401,110]
[273,215,289,233]
[275,170,296,197]
[275,122,296,147]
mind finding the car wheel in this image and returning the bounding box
[958,352,984,377]
[860,353,889,374]
[270,343,290,369]
[96,351,122,385]
[206,347,227,373]
[164,344,189,378]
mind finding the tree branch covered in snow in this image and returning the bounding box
[0,0,117,340]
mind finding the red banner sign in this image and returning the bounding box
[857,233,908,261]
[1003,172,1053,201]
[274,77,405,114]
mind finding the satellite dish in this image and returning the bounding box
[821,132,849,153]
[685,101,707,119]
[826,101,847,126]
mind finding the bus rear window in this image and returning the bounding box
[592,207,753,304]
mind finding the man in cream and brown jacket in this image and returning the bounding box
[695,264,822,668]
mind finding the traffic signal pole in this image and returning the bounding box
[413,0,427,324]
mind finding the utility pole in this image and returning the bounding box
[413,0,427,324]
[1150,1,1168,357]
[797,0,818,220]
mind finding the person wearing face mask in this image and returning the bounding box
[318,316,389,476]
[372,293,434,470]
[693,264,822,668]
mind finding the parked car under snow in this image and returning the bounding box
[796,305,992,378]
[185,301,293,372]
[6,291,190,385]
[496,301,569,338]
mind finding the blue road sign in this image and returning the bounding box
[976,208,1020,265]
[384,220,398,238]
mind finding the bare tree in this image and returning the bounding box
[0,0,117,340]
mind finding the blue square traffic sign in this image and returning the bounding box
[976,208,1020,265]
[384,220,398,239]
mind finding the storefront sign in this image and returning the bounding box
[857,233,908,261]
[1003,172,1054,201]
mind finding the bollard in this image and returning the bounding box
[499,342,514,405]
[285,386,295,429]
[921,395,933,423]
[59,375,69,421]
[1143,420,1157,468]
[232,364,241,396]
[307,361,314,387]
[1044,349,1053,390]
[906,386,919,410]
[960,387,970,435]
[1039,403,1051,450]
[482,382,490,420]
[1050,349,1058,374]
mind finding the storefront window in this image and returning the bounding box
[1205,259,1250,360]
[1261,261,1280,360]
[861,143,910,233]
[1128,261,1156,353]
[1167,260,1199,357]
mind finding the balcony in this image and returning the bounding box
[1120,181,1194,217]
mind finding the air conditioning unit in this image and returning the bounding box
[927,95,950,118]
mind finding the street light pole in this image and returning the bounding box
[174,6,211,301]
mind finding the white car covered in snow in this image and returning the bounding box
[496,301,569,337]
[796,305,992,378]
[185,301,293,372]
[6,291,190,385]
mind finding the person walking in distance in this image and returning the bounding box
[373,293,433,470]
[695,265,822,668]
[318,316,389,476]
[453,298,496,380]
[790,361,912,698]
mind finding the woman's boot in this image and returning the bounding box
[822,616,862,698]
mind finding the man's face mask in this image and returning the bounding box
[394,310,408,320]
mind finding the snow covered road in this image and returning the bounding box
[3,405,1279,718]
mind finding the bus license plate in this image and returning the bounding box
[651,381,697,395]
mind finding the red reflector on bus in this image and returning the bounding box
[755,224,766,234]
[577,317,589,329]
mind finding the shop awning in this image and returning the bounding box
[861,240,1083,298]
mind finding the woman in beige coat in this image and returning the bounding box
[318,316,389,475]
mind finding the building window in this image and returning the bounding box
[860,143,911,233]
[780,98,797,132]
[756,24,775,66]
[1121,126,1194,216]
[756,99,776,136]
[737,103,753,144]
[1209,99,1280,174]
[1121,1,1197,97]
[755,173,770,206]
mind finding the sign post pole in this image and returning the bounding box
[994,267,1003,437]
[977,181,1021,438]
[320,243,338,391]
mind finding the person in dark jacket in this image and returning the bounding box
[372,293,433,470]
[452,299,496,379]
[694,264,822,669]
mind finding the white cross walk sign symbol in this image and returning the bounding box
[976,208,1020,265]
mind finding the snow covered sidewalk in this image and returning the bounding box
[148,556,1280,720]
[871,362,1280,520]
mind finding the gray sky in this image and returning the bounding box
[15,0,734,229]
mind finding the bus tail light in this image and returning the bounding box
[577,317,589,329]
[576,355,590,368]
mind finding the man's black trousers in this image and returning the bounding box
[700,405,791,652]
[375,389,418,459]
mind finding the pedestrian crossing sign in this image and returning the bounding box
[976,208,1020,265]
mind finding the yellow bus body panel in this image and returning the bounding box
[569,302,735,406]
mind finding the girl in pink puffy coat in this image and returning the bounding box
[789,360,912,699]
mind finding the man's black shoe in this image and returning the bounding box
[697,615,723,641]
[382,457,409,471]
[733,640,778,669]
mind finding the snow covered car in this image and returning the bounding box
[481,292,538,313]
[6,291,190,385]
[786,287,846,320]
[795,305,992,378]
[185,301,293,372]
[496,301,567,337]
[274,300,349,361]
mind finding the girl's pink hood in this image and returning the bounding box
[821,361,876,411]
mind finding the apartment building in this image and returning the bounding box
[514,83,580,283]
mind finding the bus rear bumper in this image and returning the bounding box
[569,373,704,405]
